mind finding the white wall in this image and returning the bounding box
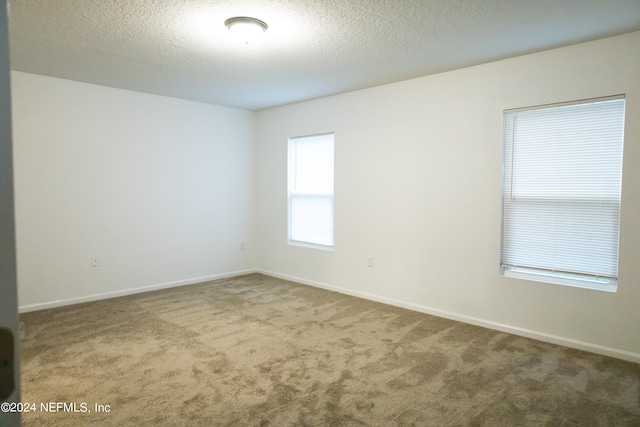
[256,31,640,361]
[12,72,256,310]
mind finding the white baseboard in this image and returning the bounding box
[19,268,258,313]
[258,269,640,364]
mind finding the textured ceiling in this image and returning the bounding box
[8,0,640,110]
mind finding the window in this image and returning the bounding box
[501,95,625,291]
[288,133,334,249]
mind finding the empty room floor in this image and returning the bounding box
[19,274,640,426]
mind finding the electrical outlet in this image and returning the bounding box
[367,256,374,267]
[91,256,99,267]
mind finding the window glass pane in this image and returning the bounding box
[509,100,624,200]
[290,196,334,246]
[503,200,620,276]
[291,136,334,194]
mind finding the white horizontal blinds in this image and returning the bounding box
[502,96,625,281]
[288,133,334,246]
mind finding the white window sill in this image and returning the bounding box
[288,240,334,252]
[502,268,617,292]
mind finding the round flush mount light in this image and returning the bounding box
[224,16,268,44]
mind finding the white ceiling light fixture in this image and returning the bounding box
[224,16,268,44]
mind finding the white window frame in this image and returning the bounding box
[287,133,334,250]
[500,95,625,292]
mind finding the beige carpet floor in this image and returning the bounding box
[19,274,640,426]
